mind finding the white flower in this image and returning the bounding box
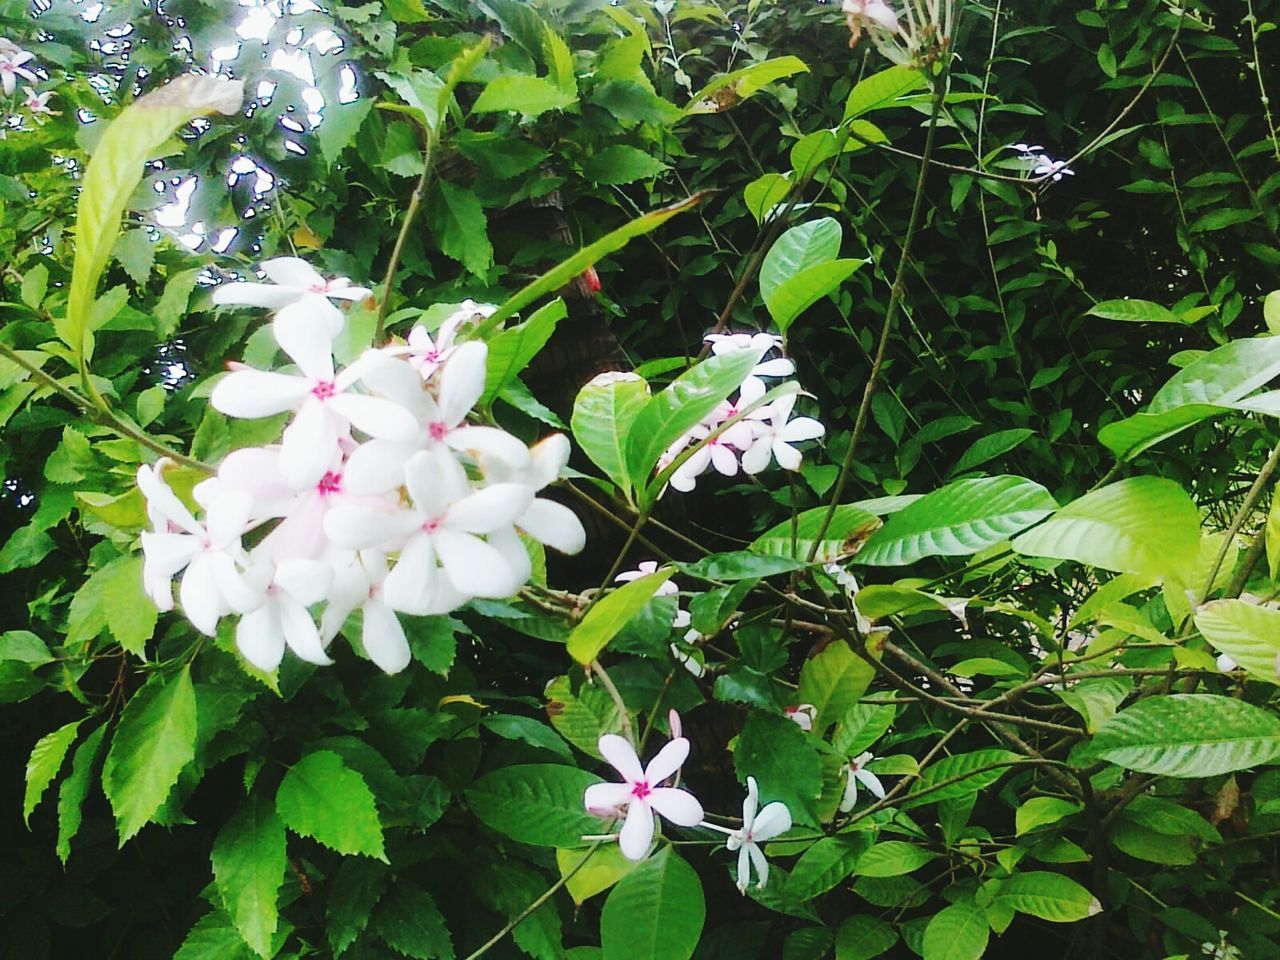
[785,704,817,732]
[741,393,825,474]
[0,46,37,97]
[840,751,887,812]
[137,461,254,636]
[1216,653,1238,673]
[22,86,52,116]
[583,733,705,860]
[211,256,371,322]
[725,777,792,891]
[235,559,334,671]
[325,446,533,607]
[210,302,418,489]
[704,332,795,396]
[842,0,901,46]
[400,300,495,380]
[616,561,679,596]
[321,551,411,674]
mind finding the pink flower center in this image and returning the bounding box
[312,380,336,400]
[317,471,342,496]
[422,517,442,534]
[308,281,332,294]
[428,421,449,441]
[631,780,652,801]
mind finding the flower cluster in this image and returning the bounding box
[842,0,955,68]
[1,39,53,123]
[657,332,825,492]
[584,724,792,892]
[137,258,586,674]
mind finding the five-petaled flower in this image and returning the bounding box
[0,43,37,97]
[584,734,705,861]
[840,751,887,812]
[724,777,792,891]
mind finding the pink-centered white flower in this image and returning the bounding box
[401,300,495,380]
[842,0,901,45]
[137,461,255,637]
[616,560,679,596]
[235,558,334,671]
[210,303,418,490]
[839,751,887,812]
[704,332,795,395]
[724,777,792,891]
[0,46,37,97]
[325,446,532,608]
[22,86,52,116]
[741,393,825,474]
[785,703,817,732]
[584,733,705,861]
[321,551,411,674]
[211,256,371,318]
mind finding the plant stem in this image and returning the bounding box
[374,126,434,345]
[591,660,635,748]
[461,840,603,960]
[808,76,947,560]
[1197,440,1280,606]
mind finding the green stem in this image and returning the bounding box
[374,126,434,345]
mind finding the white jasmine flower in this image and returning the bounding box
[235,558,334,671]
[704,332,795,396]
[840,751,887,812]
[211,256,371,319]
[583,733,705,861]
[741,393,825,474]
[724,777,792,891]
[22,86,52,117]
[616,561,679,596]
[0,45,37,97]
[785,703,817,732]
[321,551,410,674]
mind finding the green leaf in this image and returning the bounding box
[844,65,926,119]
[567,569,673,664]
[68,553,157,654]
[572,372,650,495]
[1195,600,1280,685]
[1109,820,1197,864]
[906,749,1018,807]
[626,347,763,502]
[473,73,576,118]
[790,837,867,899]
[856,477,1056,566]
[1087,299,1178,323]
[921,903,988,960]
[64,75,243,361]
[948,429,1035,476]
[584,145,666,184]
[1123,795,1220,842]
[113,227,155,287]
[466,763,602,846]
[1090,694,1280,778]
[317,98,372,168]
[679,551,806,581]
[430,182,492,277]
[1016,797,1082,836]
[21,263,48,310]
[601,848,704,960]
[483,298,566,403]
[857,840,935,878]
[835,915,899,960]
[1189,208,1258,233]
[174,910,260,960]
[995,872,1101,922]
[1097,42,1118,78]
[24,720,81,825]
[102,665,198,843]
[211,795,287,958]
[479,195,703,334]
[406,615,459,675]
[57,723,107,864]
[1268,492,1280,581]
[327,859,388,957]
[545,675,620,758]
[558,843,639,905]
[276,750,387,860]
[379,68,447,131]
[482,714,574,762]
[1011,477,1200,581]
[760,219,843,302]
[751,504,881,562]
[744,173,792,223]
[735,712,824,824]
[798,640,875,732]
[373,883,454,960]
[765,259,865,334]
[1266,290,1280,334]
[684,56,809,115]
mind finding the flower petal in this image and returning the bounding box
[325,502,420,551]
[598,733,644,783]
[618,802,655,861]
[584,781,633,815]
[279,595,332,665]
[487,527,532,587]
[404,447,469,518]
[280,401,341,490]
[518,499,586,554]
[740,438,773,475]
[343,439,415,496]
[180,553,224,636]
[275,558,333,606]
[647,787,704,826]
[747,843,770,889]
[237,604,285,671]
[362,599,410,674]
[445,426,531,471]
[736,844,752,892]
[742,776,759,828]
[772,439,803,471]
[273,300,336,383]
[446,484,535,535]
[643,736,690,785]
[529,434,571,488]
[855,768,886,800]
[780,417,825,443]
[751,802,792,841]
[329,393,421,443]
[211,370,311,418]
[211,282,297,310]
[382,534,439,615]
[438,341,488,427]
[261,256,325,289]
[839,769,858,812]
[435,529,520,598]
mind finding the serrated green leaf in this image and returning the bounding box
[467,763,602,846]
[857,476,1056,566]
[545,675,619,758]
[1090,694,1280,777]
[373,883,454,960]
[430,182,492,277]
[211,794,286,958]
[584,145,666,184]
[473,73,575,118]
[600,848,704,960]
[24,720,80,825]
[276,750,386,860]
[56,723,107,864]
[102,666,197,843]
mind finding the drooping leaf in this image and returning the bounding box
[466,763,602,846]
[372,883,454,960]
[430,182,492,277]
[327,859,389,957]
[600,848,705,960]
[683,56,809,116]
[856,476,1056,566]
[905,749,1019,807]
[1016,797,1082,836]
[482,298,566,403]
[948,429,1035,476]
[835,915,898,960]
[1090,694,1280,778]
[798,640,875,731]
[566,569,674,664]
[584,145,666,184]
[572,372,651,494]
[1011,477,1200,581]
[211,794,287,958]
[102,666,198,843]
[679,551,807,581]
[276,750,387,860]
[744,173,792,223]
[56,723,107,864]
[24,720,80,826]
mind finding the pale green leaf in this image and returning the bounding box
[316,98,372,168]
[102,666,197,842]
[905,749,1018,807]
[843,65,926,119]
[1195,600,1280,685]
[557,844,639,905]
[473,73,576,118]
[798,639,875,731]
[1015,797,1082,836]
[684,56,809,115]
[921,903,988,960]
[482,298,566,403]
[24,720,81,825]
[765,259,865,333]
[744,173,792,223]
[276,750,387,860]
[760,218,842,302]
[1087,299,1178,323]
[994,872,1101,922]
[566,569,673,664]
[751,504,881,562]
[600,848,704,960]
[572,372,650,495]
[211,794,287,958]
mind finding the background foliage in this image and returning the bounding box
[3,0,1280,958]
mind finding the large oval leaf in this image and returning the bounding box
[751,504,881,562]
[466,763,602,846]
[760,218,842,302]
[1011,477,1200,581]
[566,568,673,665]
[766,259,865,334]
[855,476,1056,566]
[571,372,650,495]
[921,903,988,960]
[600,848,705,960]
[1090,694,1280,777]
[994,872,1100,922]
[1195,600,1280,685]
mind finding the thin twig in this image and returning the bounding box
[374,126,434,344]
